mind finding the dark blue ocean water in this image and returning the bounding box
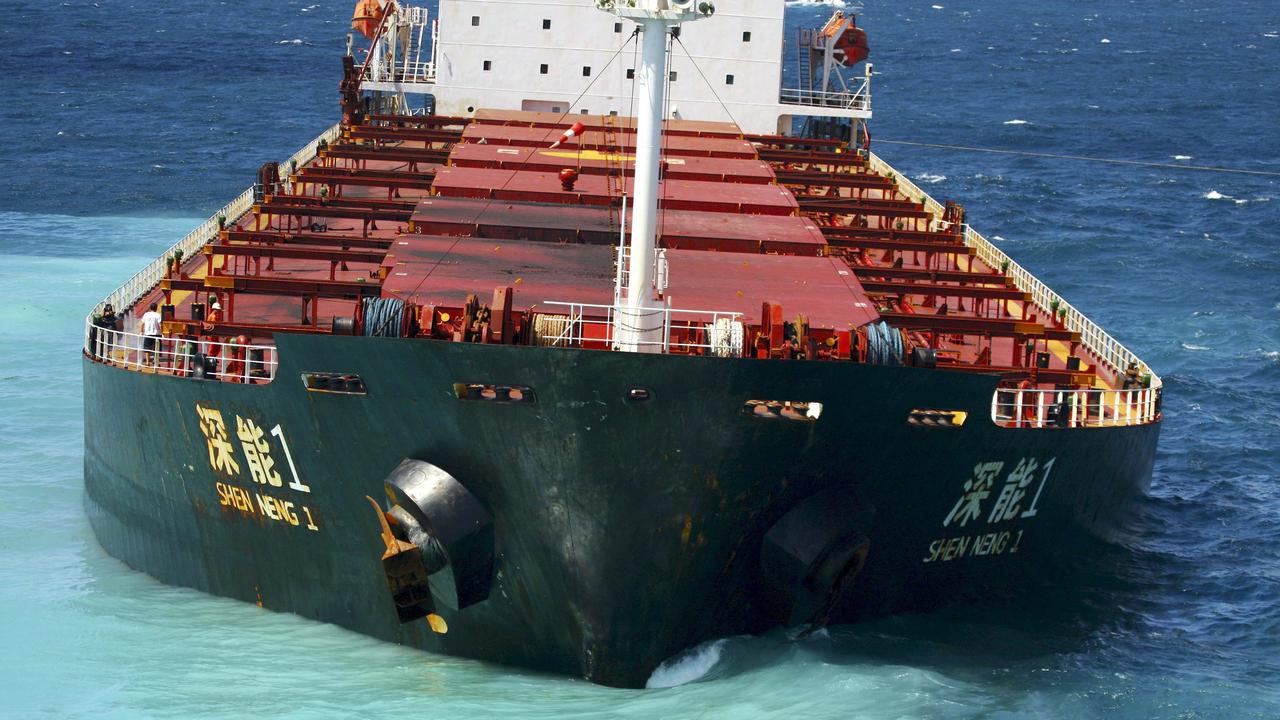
[2,1,1278,717]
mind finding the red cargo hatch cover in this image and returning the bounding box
[446,142,777,184]
[381,234,614,309]
[409,196,826,255]
[661,250,880,329]
[431,166,798,216]
[460,124,758,158]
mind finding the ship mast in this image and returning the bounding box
[599,0,715,352]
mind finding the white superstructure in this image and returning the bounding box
[357,0,871,134]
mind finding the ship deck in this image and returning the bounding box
[96,109,1161,428]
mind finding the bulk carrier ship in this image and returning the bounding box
[82,0,1162,688]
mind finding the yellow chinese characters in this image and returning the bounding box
[236,416,284,488]
[196,404,241,476]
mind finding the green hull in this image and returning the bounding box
[84,335,1159,686]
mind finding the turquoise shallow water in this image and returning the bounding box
[2,1,1279,717]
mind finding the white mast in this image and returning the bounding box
[599,0,715,352]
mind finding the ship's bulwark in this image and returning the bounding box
[83,336,1158,687]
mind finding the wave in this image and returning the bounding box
[646,639,727,688]
[1204,190,1231,200]
[1181,343,1211,352]
[916,173,947,184]
[1173,155,1193,160]
[0,210,200,258]
[784,0,851,7]
[1003,119,1029,125]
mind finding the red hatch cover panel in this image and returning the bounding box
[410,197,825,255]
[430,166,798,216]
[661,250,880,329]
[460,124,758,158]
[446,143,777,184]
[380,234,615,309]
[472,109,742,137]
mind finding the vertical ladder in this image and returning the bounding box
[603,114,622,234]
[796,28,814,100]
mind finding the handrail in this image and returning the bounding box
[84,320,278,383]
[867,151,1161,391]
[779,77,871,111]
[991,386,1159,429]
[540,301,744,356]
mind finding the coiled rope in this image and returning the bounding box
[865,321,905,366]
[362,297,405,337]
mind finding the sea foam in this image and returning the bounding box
[646,639,727,688]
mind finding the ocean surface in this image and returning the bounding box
[2,0,1278,717]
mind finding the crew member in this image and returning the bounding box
[93,303,120,359]
[140,302,162,369]
[1121,361,1142,389]
[203,301,224,372]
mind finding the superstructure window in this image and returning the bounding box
[626,68,635,79]
[726,74,734,85]
[540,63,549,75]
[614,22,623,33]
[669,71,677,81]
[542,18,551,29]
[471,15,480,26]
[583,66,591,77]
[483,60,491,71]
[742,31,751,42]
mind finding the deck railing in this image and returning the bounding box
[867,151,1161,392]
[539,301,744,356]
[779,76,871,112]
[992,386,1159,429]
[85,320,279,383]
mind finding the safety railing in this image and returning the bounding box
[991,386,1159,429]
[361,10,436,85]
[93,123,341,319]
[84,320,278,383]
[867,151,1161,391]
[539,301,744,356]
[779,79,871,112]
